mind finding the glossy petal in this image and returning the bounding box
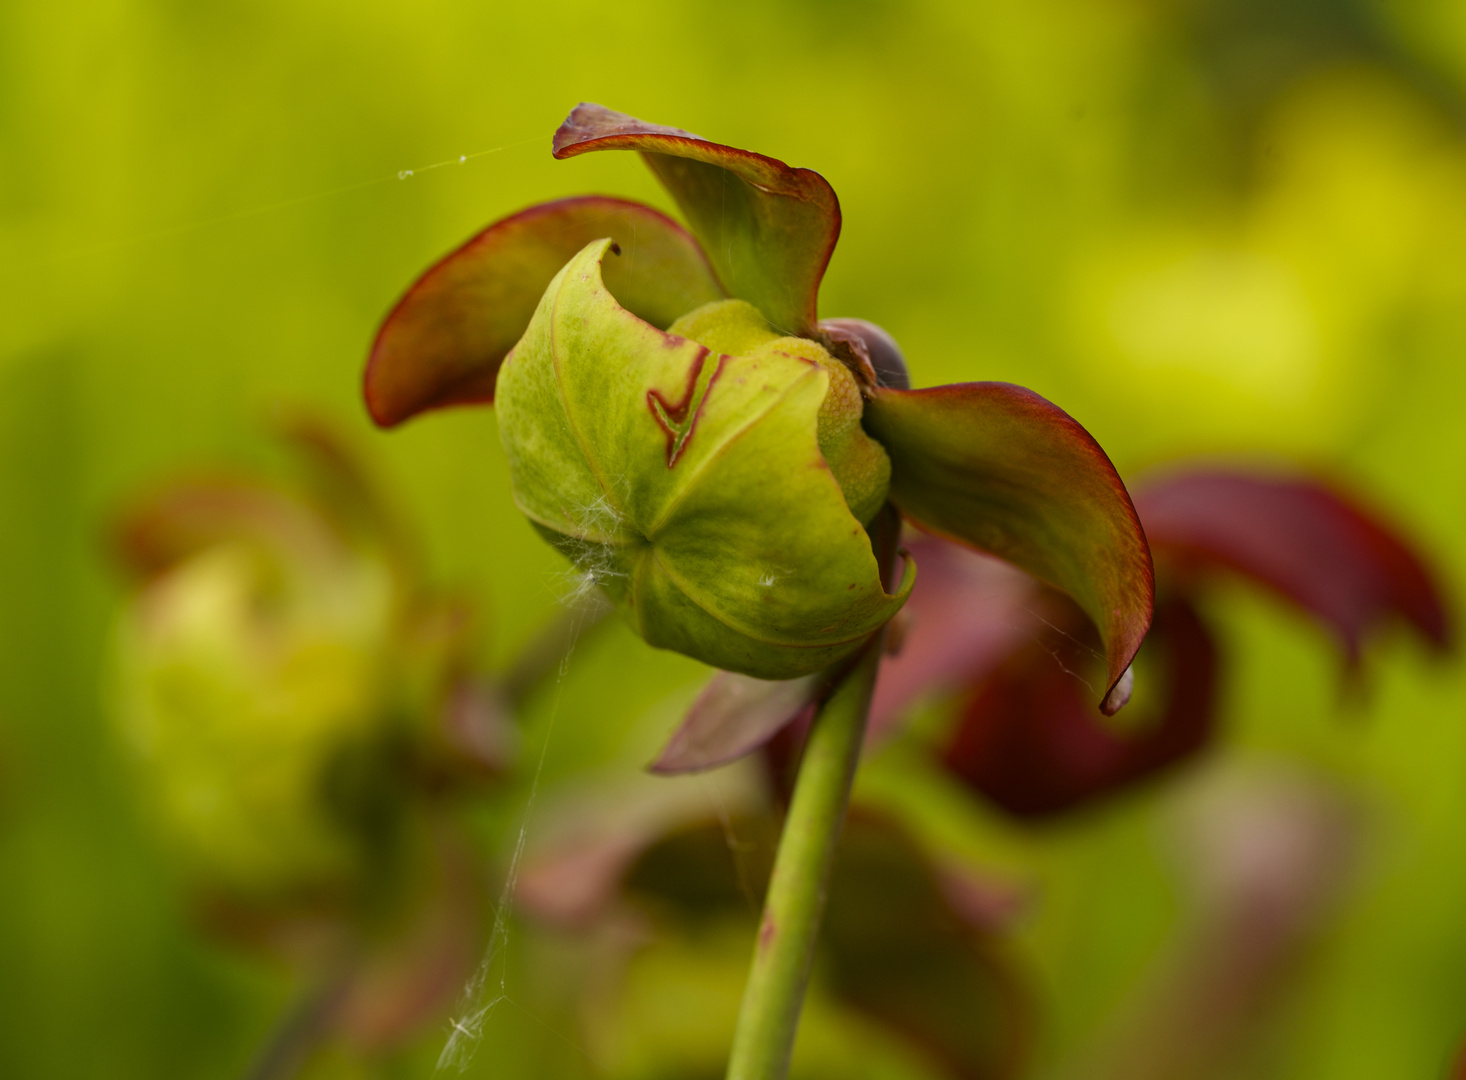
[1135,469,1452,664]
[649,670,823,775]
[495,239,912,680]
[943,596,1217,819]
[864,383,1154,711]
[553,103,840,338]
[365,195,723,427]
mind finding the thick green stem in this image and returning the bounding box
[725,638,883,1080]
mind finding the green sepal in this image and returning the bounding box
[496,239,912,680]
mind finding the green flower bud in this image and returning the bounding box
[667,299,892,527]
[111,524,400,902]
[496,239,913,680]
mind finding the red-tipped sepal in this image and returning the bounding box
[863,383,1155,712]
[553,104,840,338]
[365,195,722,427]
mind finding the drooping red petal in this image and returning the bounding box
[648,670,823,775]
[364,195,723,427]
[553,103,840,338]
[942,596,1217,819]
[863,383,1155,712]
[1134,469,1452,665]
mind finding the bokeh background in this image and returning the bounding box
[3,0,1466,1076]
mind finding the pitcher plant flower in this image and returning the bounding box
[363,104,1154,1079]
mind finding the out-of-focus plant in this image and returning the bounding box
[930,466,1451,818]
[1066,762,1359,1080]
[106,417,529,1074]
[363,104,1155,1078]
[516,764,1030,1080]
[804,464,1445,821]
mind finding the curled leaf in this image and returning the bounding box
[1135,469,1451,665]
[554,103,841,338]
[864,383,1154,712]
[365,195,723,427]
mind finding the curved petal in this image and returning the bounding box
[863,383,1154,712]
[553,103,840,338]
[1135,468,1452,665]
[649,670,823,775]
[942,596,1218,819]
[364,195,723,427]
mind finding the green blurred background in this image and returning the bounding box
[3,0,1466,1076]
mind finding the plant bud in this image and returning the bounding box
[495,239,912,680]
[111,527,400,903]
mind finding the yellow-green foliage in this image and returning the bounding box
[3,0,1466,1077]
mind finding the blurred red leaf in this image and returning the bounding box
[868,535,1043,744]
[113,478,338,581]
[1135,469,1451,666]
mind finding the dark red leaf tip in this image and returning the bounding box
[1135,468,1452,665]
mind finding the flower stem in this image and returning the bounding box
[724,638,883,1080]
